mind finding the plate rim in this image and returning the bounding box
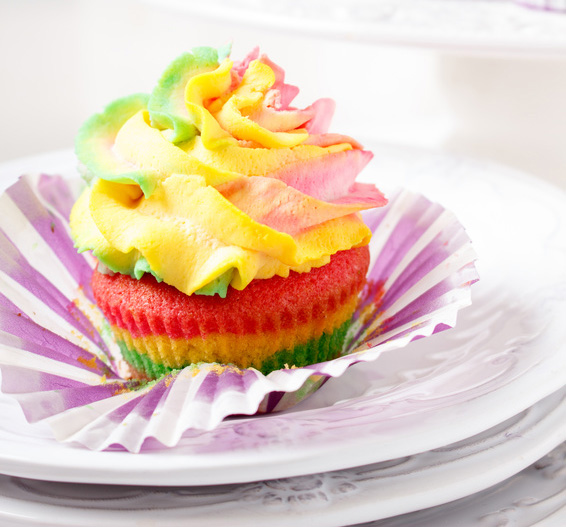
[1,387,566,526]
[142,0,566,57]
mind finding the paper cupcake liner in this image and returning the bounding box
[0,175,478,452]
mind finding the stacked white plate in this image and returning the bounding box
[146,0,566,54]
[0,145,565,526]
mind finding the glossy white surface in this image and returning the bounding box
[0,147,564,486]
[0,387,566,527]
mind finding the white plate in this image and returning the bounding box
[373,445,566,526]
[0,147,565,486]
[145,0,566,56]
[0,386,566,527]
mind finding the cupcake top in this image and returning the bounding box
[70,45,387,297]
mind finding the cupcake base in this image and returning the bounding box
[93,245,370,378]
[117,317,353,378]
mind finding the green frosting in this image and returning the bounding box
[92,251,142,280]
[98,256,232,298]
[217,42,232,62]
[132,256,162,282]
[75,45,230,200]
[75,94,161,197]
[192,269,233,298]
[148,46,225,144]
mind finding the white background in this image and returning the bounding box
[1,0,565,191]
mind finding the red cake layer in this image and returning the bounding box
[92,245,370,340]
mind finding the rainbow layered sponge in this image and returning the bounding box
[70,45,387,378]
[93,246,369,377]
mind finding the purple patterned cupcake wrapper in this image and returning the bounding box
[0,175,478,452]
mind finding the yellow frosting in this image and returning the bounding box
[70,46,385,297]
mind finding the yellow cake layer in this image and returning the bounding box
[111,293,358,369]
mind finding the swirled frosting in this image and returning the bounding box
[70,46,387,297]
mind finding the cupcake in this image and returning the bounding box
[70,45,387,379]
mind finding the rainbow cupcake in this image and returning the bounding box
[70,45,387,379]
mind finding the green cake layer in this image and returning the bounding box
[118,318,353,379]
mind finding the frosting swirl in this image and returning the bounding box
[70,46,387,297]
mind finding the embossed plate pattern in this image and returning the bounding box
[0,387,566,526]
